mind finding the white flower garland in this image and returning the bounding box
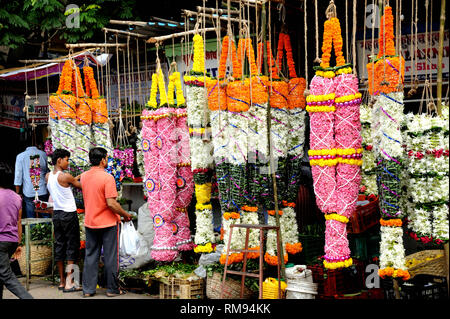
[240,211,261,249]
[372,92,408,278]
[404,106,449,243]
[73,124,92,167]
[92,122,113,156]
[360,103,378,195]
[194,208,216,246]
[379,225,408,270]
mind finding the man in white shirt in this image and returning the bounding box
[45,148,82,293]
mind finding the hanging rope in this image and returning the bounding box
[116,34,121,111]
[136,38,142,114]
[304,0,308,82]
[370,0,375,104]
[397,0,403,91]
[345,0,349,63]
[314,0,321,64]
[352,0,358,75]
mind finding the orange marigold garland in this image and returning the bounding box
[366,6,405,95]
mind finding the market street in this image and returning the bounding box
[2,277,157,299]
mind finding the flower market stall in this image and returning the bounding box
[21,0,447,301]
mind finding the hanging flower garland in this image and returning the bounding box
[183,33,215,254]
[404,108,449,245]
[113,147,135,182]
[141,63,195,259]
[307,14,362,270]
[360,103,378,195]
[367,5,409,281]
[367,6,405,95]
[271,32,305,259]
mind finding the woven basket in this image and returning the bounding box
[17,244,52,276]
[406,250,447,279]
[206,272,255,299]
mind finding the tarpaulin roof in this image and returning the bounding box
[0,50,110,81]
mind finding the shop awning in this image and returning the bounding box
[0,50,111,82]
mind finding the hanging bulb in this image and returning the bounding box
[34,100,39,105]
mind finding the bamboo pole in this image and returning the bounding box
[436,0,446,116]
[66,43,126,48]
[196,6,240,15]
[182,9,245,23]
[146,27,216,43]
[109,20,149,27]
[102,28,148,38]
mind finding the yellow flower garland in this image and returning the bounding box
[305,105,336,113]
[196,203,213,211]
[306,93,336,103]
[325,213,349,223]
[147,73,158,108]
[194,242,216,253]
[335,93,362,103]
[192,34,205,73]
[335,67,353,75]
[324,257,353,270]
[315,70,336,78]
[195,183,212,205]
[157,69,168,106]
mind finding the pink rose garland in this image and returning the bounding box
[307,19,362,269]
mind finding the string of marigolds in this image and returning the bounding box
[307,10,362,270]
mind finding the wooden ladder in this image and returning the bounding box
[220,223,282,299]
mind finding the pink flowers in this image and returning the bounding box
[307,70,362,269]
[141,106,194,261]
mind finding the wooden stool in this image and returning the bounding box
[220,223,282,299]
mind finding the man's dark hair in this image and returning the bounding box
[51,148,71,165]
[89,147,108,166]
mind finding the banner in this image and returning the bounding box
[0,94,49,129]
[357,30,449,81]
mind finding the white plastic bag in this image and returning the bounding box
[119,221,140,256]
[119,232,151,270]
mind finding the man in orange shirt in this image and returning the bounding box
[80,147,132,297]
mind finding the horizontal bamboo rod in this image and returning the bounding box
[19,59,68,63]
[146,27,217,43]
[196,6,240,15]
[102,28,148,38]
[66,43,126,48]
[182,9,245,23]
[109,20,149,27]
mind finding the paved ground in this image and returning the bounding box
[3,276,158,299]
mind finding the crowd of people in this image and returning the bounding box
[0,146,132,299]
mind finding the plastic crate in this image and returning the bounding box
[381,276,448,300]
[307,260,365,297]
[298,234,325,264]
[159,277,205,299]
[347,197,380,234]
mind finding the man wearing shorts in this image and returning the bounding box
[46,149,81,292]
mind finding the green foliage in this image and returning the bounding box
[0,0,144,48]
[20,222,53,247]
